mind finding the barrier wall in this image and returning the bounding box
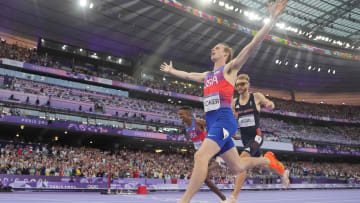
[0,175,358,191]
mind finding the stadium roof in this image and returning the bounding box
[229,0,360,42]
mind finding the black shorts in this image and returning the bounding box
[241,133,263,157]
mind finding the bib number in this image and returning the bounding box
[238,114,256,128]
[254,135,262,144]
[203,94,220,112]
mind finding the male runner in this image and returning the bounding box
[178,106,226,201]
[160,1,288,202]
[223,74,290,203]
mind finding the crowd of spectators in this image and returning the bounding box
[1,40,360,121]
[1,40,360,152]
[272,97,360,120]
[286,161,359,179]
[260,117,360,145]
[1,76,360,150]
[0,143,229,183]
[0,142,359,183]
[2,76,204,121]
[293,141,360,153]
[0,41,203,96]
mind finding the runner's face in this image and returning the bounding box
[211,44,227,62]
[178,110,190,122]
[236,79,249,94]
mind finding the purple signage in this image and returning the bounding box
[294,147,360,156]
[0,115,186,141]
[0,175,357,190]
[23,62,68,77]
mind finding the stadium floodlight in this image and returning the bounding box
[285,61,288,66]
[200,0,212,5]
[89,2,94,9]
[263,18,270,24]
[79,0,87,7]
[294,64,298,68]
[328,69,331,73]
[219,1,224,6]
[333,70,336,75]
[80,48,83,52]
[308,65,312,70]
[248,12,261,20]
[276,22,285,29]
[318,68,321,72]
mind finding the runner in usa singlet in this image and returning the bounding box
[203,65,237,155]
[185,118,207,150]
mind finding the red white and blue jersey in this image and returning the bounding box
[185,118,206,150]
[203,66,234,113]
[202,66,237,154]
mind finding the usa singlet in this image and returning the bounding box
[203,65,237,155]
[185,118,207,150]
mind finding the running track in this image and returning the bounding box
[0,189,359,203]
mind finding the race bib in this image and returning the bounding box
[238,114,256,128]
[203,94,220,112]
[193,141,202,150]
[254,135,262,144]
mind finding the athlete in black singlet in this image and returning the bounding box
[223,74,289,203]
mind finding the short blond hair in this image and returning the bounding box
[219,43,233,64]
[237,74,250,82]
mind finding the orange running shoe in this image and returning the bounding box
[264,151,290,188]
[264,151,285,175]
